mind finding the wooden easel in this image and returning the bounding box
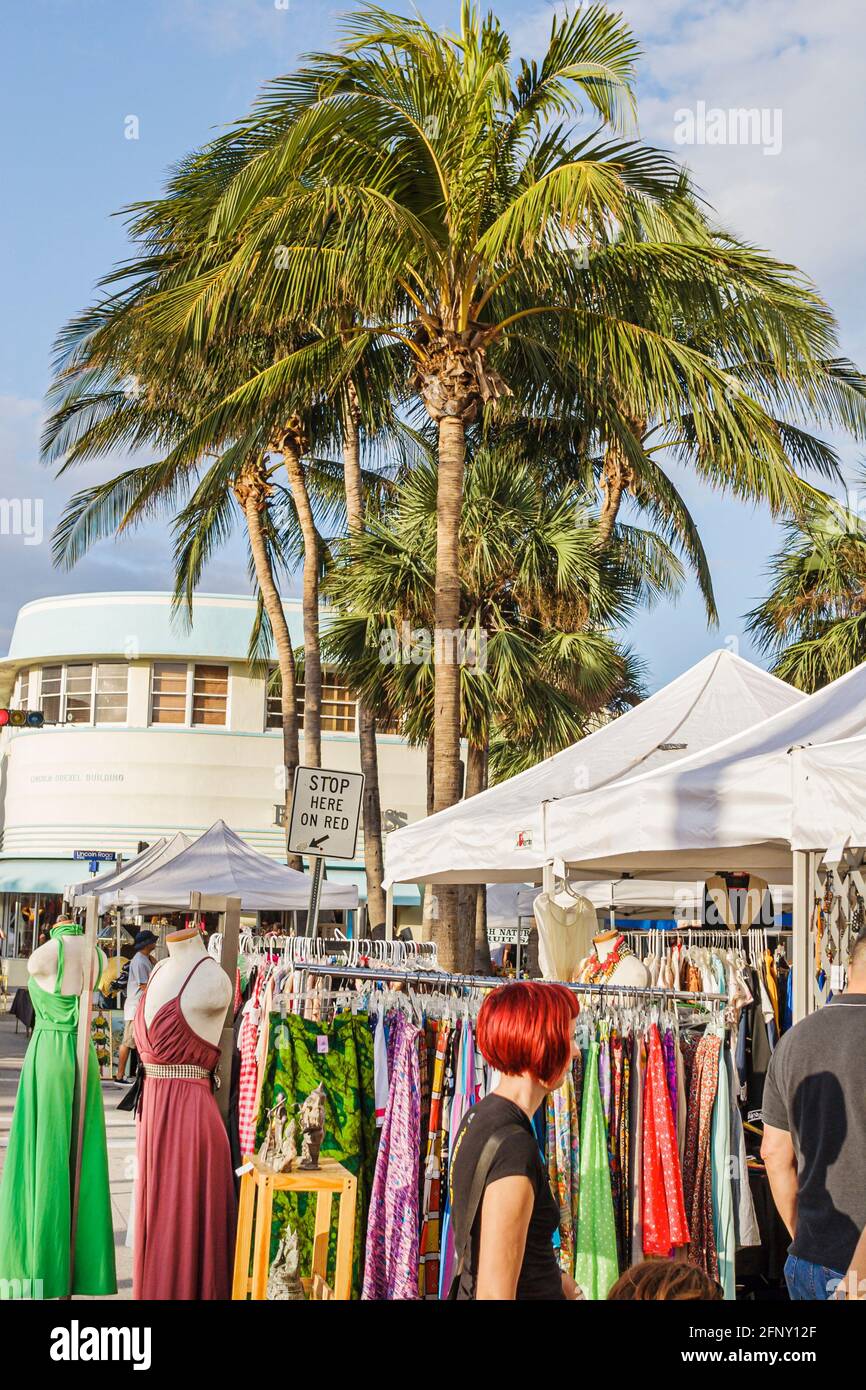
[232,1156,357,1300]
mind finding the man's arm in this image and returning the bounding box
[842,1225,866,1299]
[761,1122,798,1237]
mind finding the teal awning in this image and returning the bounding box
[0,858,110,894]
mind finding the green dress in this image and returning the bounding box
[0,925,116,1299]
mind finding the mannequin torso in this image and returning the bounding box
[28,931,101,997]
[143,930,231,1048]
[581,930,650,988]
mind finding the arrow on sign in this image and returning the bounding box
[308,835,330,850]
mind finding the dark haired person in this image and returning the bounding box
[448,981,581,1300]
[608,1259,722,1300]
[761,934,866,1300]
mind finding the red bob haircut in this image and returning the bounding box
[477,982,579,1087]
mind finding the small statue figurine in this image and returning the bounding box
[257,1096,297,1173]
[298,1083,326,1169]
[266,1227,306,1301]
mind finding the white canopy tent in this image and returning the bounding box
[96,819,358,913]
[68,832,194,907]
[485,878,793,926]
[791,735,866,851]
[543,660,866,881]
[384,649,804,889]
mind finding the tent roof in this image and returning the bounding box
[544,660,866,880]
[100,819,358,911]
[69,833,194,904]
[792,735,866,852]
[485,879,793,924]
[385,650,804,885]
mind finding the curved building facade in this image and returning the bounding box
[0,592,425,971]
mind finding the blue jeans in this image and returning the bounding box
[784,1254,844,1301]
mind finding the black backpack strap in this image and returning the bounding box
[448,1120,526,1299]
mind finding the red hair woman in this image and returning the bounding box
[448,981,581,1300]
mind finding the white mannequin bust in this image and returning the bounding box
[143,928,232,1047]
[584,930,650,988]
[28,925,101,997]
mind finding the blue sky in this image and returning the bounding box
[2,0,864,688]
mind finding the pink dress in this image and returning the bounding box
[133,957,237,1299]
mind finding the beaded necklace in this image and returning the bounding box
[581,933,635,984]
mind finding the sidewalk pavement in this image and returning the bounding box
[0,1010,134,1300]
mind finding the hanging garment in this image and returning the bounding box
[662,1026,679,1139]
[574,1041,619,1300]
[711,1040,736,1299]
[546,1069,580,1272]
[362,1010,422,1300]
[532,892,597,980]
[236,970,265,1155]
[373,1009,389,1127]
[616,1033,632,1265]
[418,1021,451,1298]
[629,1033,646,1264]
[727,1048,761,1251]
[0,926,116,1300]
[255,1009,376,1299]
[438,1019,476,1297]
[682,1031,722,1280]
[675,1034,688,1161]
[641,1024,690,1257]
[133,958,237,1299]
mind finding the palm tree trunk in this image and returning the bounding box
[466,741,492,973]
[342,392,386,930]
[597,441,629,546]
[283,440,322,768]
[241,490,304,871]
[430,413,466,970]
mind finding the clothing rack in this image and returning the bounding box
[291,960,728,1004]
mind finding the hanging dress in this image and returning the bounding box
[133,957,237,1299]
[362,1010,422,1300]
[0,924,116,1299]
[574,1040,618,1299]
[641,1024,690,1257]
[682,1031,722,1279]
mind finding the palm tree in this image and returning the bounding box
[135,2,864,854]
[321,437,679,967]
[746,489,866,691]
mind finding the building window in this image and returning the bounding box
[40,665,62,723]
[264,666,356,732]
[151,662,188,724]
[65,664,93,724]
[95,664,128,723]
[33,662,129,725]
[11,669,30,710]
[192,664,228,726]
[150,661,229,727]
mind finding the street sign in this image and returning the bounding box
[73,850,117,862]
[288,766,365,861]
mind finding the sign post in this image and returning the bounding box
[288,767,365,939]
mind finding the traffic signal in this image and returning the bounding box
[0,709,45,728]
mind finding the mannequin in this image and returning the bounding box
[578,929,650,988]
[532,891,597,981]
[28,925,101,997]
[133,925,236,1300]
[143,927,232,1045]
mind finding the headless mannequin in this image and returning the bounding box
[585,929,650,988]
[28,924,101,997]
[143,929,231,1048]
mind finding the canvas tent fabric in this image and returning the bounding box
[98,819,358,912]
[384,650,804,887]
[68,833,194,905]
[485,880,792,925]
[544,660,866,881]
[791,736,866,851]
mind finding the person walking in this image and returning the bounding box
[114,930,158,1083]
[761,934,866,1300]
[447,980,583,1301]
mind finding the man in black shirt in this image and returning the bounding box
[761,934,866,1299]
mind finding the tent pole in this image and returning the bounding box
[792,849,810,1023]
[385,884,394,941]
[68,892,99,1295]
